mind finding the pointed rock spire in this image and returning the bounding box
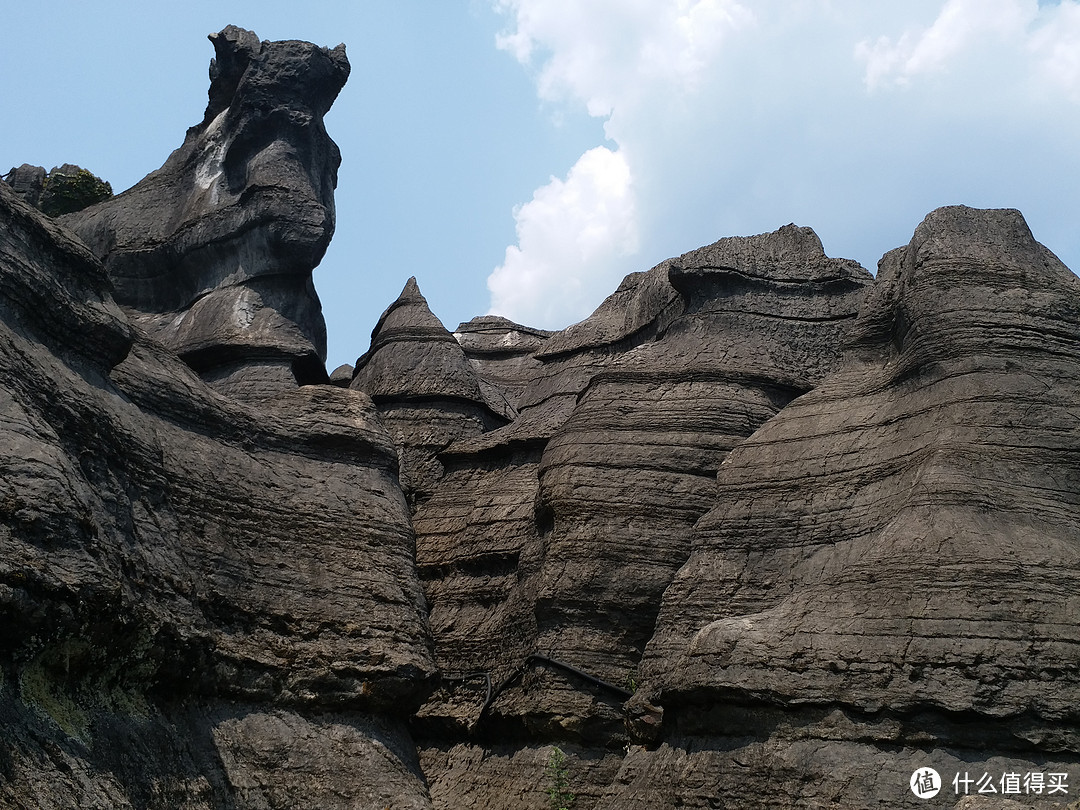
[353,277,499,408]
[363,276,460,357]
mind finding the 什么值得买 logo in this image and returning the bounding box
[910,768,941,799]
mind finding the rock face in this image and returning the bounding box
[0,35,432,810]
[61,26,350,399]
[2,165,47,208]
[352,211,1080,808]
[613,205,1080,809]
[3,25,1080,810]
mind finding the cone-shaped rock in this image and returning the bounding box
[352,277,511,506]
[355,277,492,404]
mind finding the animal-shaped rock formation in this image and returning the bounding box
[62,25,349,398]
[2,25,1078,810]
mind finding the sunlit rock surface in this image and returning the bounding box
[61,26,349,399]
[0,33,433,809]
[2,23,1079,810]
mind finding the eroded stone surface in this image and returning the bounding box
[4,24,1080,808]
[641,207,1080,722]
[0,163,433,807]
[351,278,512,507]
[61,26,349,398]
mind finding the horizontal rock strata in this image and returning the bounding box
[0,123,433,808]
[4,24,1080,810]
[621,206,1080,808]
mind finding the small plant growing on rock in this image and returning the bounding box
[39,168,112,216]
[546,745,575,810]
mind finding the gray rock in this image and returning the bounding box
[0,165,433,806]
[60,26,349,399]
[453,315,553,409]
[2,164,114,216]
[328,362,355,386]
[6,23,1080,807]
[351,277,512,507]
[2,164,47,208]
[408,225,876,792]
[617,206,1080,808]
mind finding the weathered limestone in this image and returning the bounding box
[61,26,350,399]
[3,21,1080,810]
[0,100,433,810]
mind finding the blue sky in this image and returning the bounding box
[4,1,1080,370]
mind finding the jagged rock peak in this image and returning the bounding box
[2,164,47,208]
[203,25,349,129]
[353,276,497,407]
[352,277,515,504]
[60,26,350,399]
[364,276,456,352]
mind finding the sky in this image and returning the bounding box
[4,1,1080,371]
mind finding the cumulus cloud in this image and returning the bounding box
[487,0,751,327]
[851,0,1080,92]
[487,146,637,327]
[1029,0,1080,101]
[488,0,1080,331]
[493,0,753,115]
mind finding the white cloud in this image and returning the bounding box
[494,0,752,116]
[487,0,751,327]
[1030,0,1080,100]
[855,0,1038,90]
[487,0,1080,333]
[487,146,637,327]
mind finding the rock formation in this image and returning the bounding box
[351,277,514,507]
[2,164,113,217]
[61,25,350,399]
[3,25,1080,810]
[0,30,432,810]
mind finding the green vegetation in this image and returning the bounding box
[546,745,575,810]
[17,633,154,745]
[39,168,112,216]
[19,650,91,742]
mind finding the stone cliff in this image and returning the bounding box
[2,26,1078,810]
[62,25,349,399]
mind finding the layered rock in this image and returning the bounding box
[453,315,553,409]
[616,206,1080,808]
[0,110,433,810]
[527,227,872,733]
[2,164,47,208]
[351,277,512,507]
[404,227,876,806]
[60,26,349,398]
[4,22,1080,810]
